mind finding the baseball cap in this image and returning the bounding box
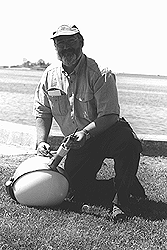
[51,25,80,39]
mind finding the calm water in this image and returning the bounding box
[116,74,167,135]
[0,69,167,136]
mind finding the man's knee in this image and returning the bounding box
[116,126,142,154]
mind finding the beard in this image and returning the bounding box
[57,47,82,67]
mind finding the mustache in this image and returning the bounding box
[61,48,75,56]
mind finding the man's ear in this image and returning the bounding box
[76,33,84,47]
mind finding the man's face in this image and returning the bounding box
[54,35,82,67]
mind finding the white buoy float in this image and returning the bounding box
[6,156,69,207]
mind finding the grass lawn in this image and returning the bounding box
[1,154,167,249]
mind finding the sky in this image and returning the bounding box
[1,0,167,75]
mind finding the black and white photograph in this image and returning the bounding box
[1,0,167,249]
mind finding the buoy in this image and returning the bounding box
[6,156,69,207]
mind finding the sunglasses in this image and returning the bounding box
[54,37,78,49]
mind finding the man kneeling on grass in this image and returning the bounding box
[33,24,146,220]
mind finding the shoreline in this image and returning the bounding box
[1,67,167,79]
[0,120,167,156]
[116,72,167,79]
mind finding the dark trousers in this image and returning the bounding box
[64,118,145,207]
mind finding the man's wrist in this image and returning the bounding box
[37,141,47,146]
[82,129,91,140]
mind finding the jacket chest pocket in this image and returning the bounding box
[49,95,70,116]
[75,92,97,120]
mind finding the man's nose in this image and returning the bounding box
[63,43,70,49]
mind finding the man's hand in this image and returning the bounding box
[37,141,51,156]
[69,130,86,149]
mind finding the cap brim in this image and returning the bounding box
[50,30,79,39]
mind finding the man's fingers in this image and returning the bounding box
[37,142,51,156]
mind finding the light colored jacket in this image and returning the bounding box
[33,54,120,136]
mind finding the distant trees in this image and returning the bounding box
[2,59,50,70]
[22,59,31,68]
[37,59,46,67]
[22,58,50,69]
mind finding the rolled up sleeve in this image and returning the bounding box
[33,70,52,118]
[94,70,120,117]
